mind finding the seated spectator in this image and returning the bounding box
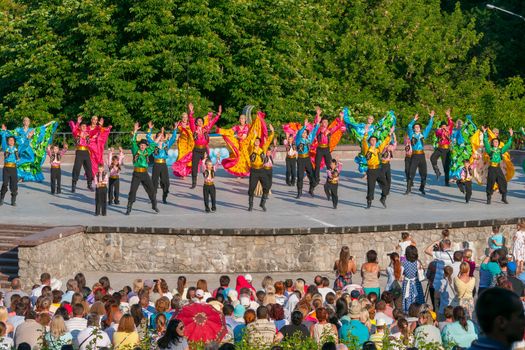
[234,309,256,343]
[479,251,502,293]
[369,319,387,349]
[276,311,309,342]
[3,279,28,309]
[506,262,524,297]
[65,303,87,341]
[310,307,338,345]
[318,277,335,302]
[247,306,276,347]
[44,315,73,350]
[112,314,139,349]
[374,301,393,326]
[61,279,79,304]
[269,303,287,331]
[75,313,111,350]
[157,319,189,350]
[339,300,369,346]
[442,306,478,348]
[414,311,442,347]
[438,306,454,332]
[389,318,414,348]
[13,310,45,349]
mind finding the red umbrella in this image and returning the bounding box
[175,303,228,343]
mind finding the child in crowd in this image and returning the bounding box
[283,134,297,186]
[463,249,476,277]
[397,232,416,262]
[94,163,109,216]
[457,159,473,203]
[324,159,342,209]
[46,143,68,195]
[202,154,220,213]
[108,147,125,205]
[489,225,504,253]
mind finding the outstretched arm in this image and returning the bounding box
[423,111,434,139]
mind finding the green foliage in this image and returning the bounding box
[1,0,524,131]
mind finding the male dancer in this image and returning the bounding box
[324,159,341,209]
[247,124,274,211]
[70,115,95,192]
[126,123,159,215]
[362,126,394,208]
[406,111,434,195]
[296,119,319,198]
[0,125,30,206]
[482,126,513,204]
[380,134,397,196]
[457,159,473,203]
[284,134,297,186]
[146,121,177,204]
[430,109,453,185]
[189,103,221,189]
[314,108,345,185]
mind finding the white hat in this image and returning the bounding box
[196,289,205,298]
[376,319,386,327]
[129,296,140,306]
[245,274,253,282]
[228,289,238,301]
[240,296,250,307]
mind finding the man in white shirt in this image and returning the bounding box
[374,301,394,325]
[317,277,335,302]
[30,272,52,304]
[425,239,454,266]
[3,278,28,308]
[65,303,88,342]
[75,313,111,350]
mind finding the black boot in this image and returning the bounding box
[259,196,267,212]
[205,205,211,213]
[71,181,77,193]
[502,193,508,204]
[404,182,412,195]
[11,194,16,207]
[308,185,314,197]
[152,201,159,213]
[296,188,302,199]
[87,182,94,191]
[162,192,168,204]
[419,187,426,196]
[0,192,5,206]
[487,194,491,205]
[435,168,441,180]
[190,177,197,189]
[366,200,372,209]
[380,196,387,208]
[324,187,331,201]
[125,202,132,215]
[248,196,254,211]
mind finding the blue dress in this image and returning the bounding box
[402,260,424,313]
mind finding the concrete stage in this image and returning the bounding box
[1,159,523,229]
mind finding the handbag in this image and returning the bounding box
[417,261,426,281]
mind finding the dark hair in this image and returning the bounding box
[99,276,111,292]
[381,291,393,304]
[219,344,235,350]
[405,245,418,262]
[40,273,51,283]
[256,306,268,319]
[17,344,32,350]
[157,319,184,348]
[444,305,454,319]
[335,299,348,319]
[366,250,378,263]
[284,279,293,288]
[453,306,468,331]
[321,277,330,287]
[72,303,84,317]
[291,310,303,326]
[453,251,463,262]
[321,342,336,350]
[223,304,234,316]
[130,304,143,327]
[219,275,230,287]
[492,225,500,233]
[271,304,285,321]
[476,288,522,334]
[330,159,337,166]
[363,341,377,350]
[316,307,329,322]
[74,273,86,291]
[408,303,421,318]
[177,276,187,296]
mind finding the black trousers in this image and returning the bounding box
[50,167,61,194]
[408,153,427,190]
[108,177,120,203]
[404,156,411,182]
[297,156,315,192]
[95,187,108,215]
[1,167,18,198]
[248,168,269,196]
[486,166,507,195]
[152,162,170,196]
[285,157,297,185]
[430,147,451,183]
[264,168,273,192]
[315,147,332,184]
[457,180,472,202]
[128,171,157,205]
[191,148,208,185]
[381,162,392,196]
[72,149,93,184]
[203,184,216,210]
[366,168,387,201]
[324,182,338,208]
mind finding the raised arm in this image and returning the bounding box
[483,129,491,154]
[206,105,221,130]
[361,133,369,154]
[423,112,434,139]
[166,128,178,149]
[296,126,307,146]
[407,115,417,138]
[131,123,140,154]
[262,125,275,152]
[0,129,7,150]
[308,123,320,144]
[107,148,113,166]
[378,135,392,153]
[501,129,513,153]
[188,103,196,132]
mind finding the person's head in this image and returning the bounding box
[66,279,79,293]
[196,279,208,292]
[239,114,246,125]
[117,314,135,333]
[223,304,234,317]
[464,249,473,260]
[316,307,329,322]
[86,312,100,327]
[90,115,98,126]
[244,309,256,324]
[491,138,500,148]
[219,275,230,288]
[418,311,433,326]
[74,273,86,291]
[444,266,453,280]
[40,272,51,285]
[367,293,378,305]
[22,117,30,127]
[80,123,87,132]
[463,159,470,167]
[288,310,303,326]
[139,139,148,151]
[314,275,323,286]
[453,251,463,263]
[158,319,185,348]
[366,250,377,263]
[138,289,150,307]
[328,159,337,170]
[301,129,309,139]
[181,112,188,123]
[49,315,67,338]
[156,313,167,333]
[155,130,166,142]
[492,225,501,234]
[459,262,470,276]
[405,245,418,263]
[441,239,451,250]
[95,163,104,173]
[408,303,421,318]
[6,136,15,147]
[274,281,284,295]
[0,321,6,337]
[72,303,84,317]
[413,123,421,133]
[401,232,410,240]
[271,304,285,321]
[89,301,105,316]
[441,229,450,239]
[453,306,469,331]
[367,116,374,125]
[439,120,447,129]
[196,117,204,127]
[375,300,386,312]
[132,279,144,293]
[155,297,170,313]
[204,159,213,170]
[325,292,336,306]
[256,306,268,320]
[490,249,500,262]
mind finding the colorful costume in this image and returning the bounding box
[295,123,319,198]
[69,121,96,191]
[430,115,453,185]
[88,124,111,179]
[47,147,67,195]
[146,128,177,203]
[284,139,298,186]
[0,131,29,206]
[94,170,109,216]
[9,122,58,182]
[457,165,473,203]
[404,135,412,182]
[483,132,513,204]
[107,149,124,205]
[380,136,396,196]
[247,130,274,211]
[218,113,267,177]
[171,121,194,178]
[189,112,220,188]
[449,116,477,180]
[362,133,391,208]
[324,163,342,209]
[312,117,346,184]
[202,159,220,213]
[406,116,434,194]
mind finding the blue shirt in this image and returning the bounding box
[339,317,369,346]
[407,117,434,151]
[146,129,177,160]
[442,321,478,348]
[468,337,510,350]
[489,234,504,250]
[295,124,319,155]
[1,131,25,164]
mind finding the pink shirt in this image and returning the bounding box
[107,150,124,177]
[435,117,454,147]
[316,120,345,145]
[94,171,108,187]
[232,124,250,139]
[189,112,220,147]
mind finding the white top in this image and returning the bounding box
[0,336,14,350]
[66,317,88,332]
[399,241,412,257]
[317,287,335,302]
[432,251,454,266]
[75,327,112,350]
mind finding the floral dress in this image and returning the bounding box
[402,260,425,313]
[513,230,525,262]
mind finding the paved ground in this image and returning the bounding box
[1,160,523,228]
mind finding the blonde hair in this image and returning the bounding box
[463,249,473,259]
[49,315,67,338]
[460,262,470,276]
[262,276,274,290]
[0,307,8,323]
[359,310,372,330]
[263,293,276,306]
[294,280,305,297]
[418,311,433,325]
[133,279,144,293]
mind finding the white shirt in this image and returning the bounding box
[317,287,335,301]
[66,317,88,332]
[75,327,111,350]
[432,250,454,266]
[375,312,394,325]
[0,336,14,350]
[451,262,462,279]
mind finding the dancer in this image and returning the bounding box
[313,108,346,185]
[362,126,394,208]
[457,159,473,203]
[107,147,124,205]
[430,109,453,185]
[189,103,221,189]
[171,111,194,178]
[449,116,477,181]
[405,112,434,195]
[482,126,513,204]
[46,143,68,195]
[324,159,342,209]
[146,122,177,204]
[202,154,220,213]
[284,134,297,186]
[247,123,274,211]
[404,134,412,182]
[87,116,112,179]
[295,119,319,198]
[94,163,108,216]
[344,109,375,175]
[126,123,159,215]
[69,115,95,192]
[0,126,30,206]
[10,117,57,182]
[381,134,397,196]
[262,139,277,196]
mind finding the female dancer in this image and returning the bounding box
[247,123,274,211]
[481,126,513,204]
[171,111,194,178]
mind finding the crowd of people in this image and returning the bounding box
[1,106,524,213]
[0,223,525,349]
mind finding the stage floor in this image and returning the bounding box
[2,160,524,229]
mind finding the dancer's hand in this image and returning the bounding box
[77,115,83,123]
[390,126,395,134]
[430,110,435,118]
[339,111,344,119]
[315,106,322,116]
[1,124,6,131]
[269,124,274,133]
[218,105,222,115]
[63,143,68,150]
[446,108,451,118]
[414,114,419,121]
[481,126,488,133]
[188,103,194,113]
[364,125,369,134]
[109,147,114,152]
[509,128,514,136]
[133,122,140,133]
[304,118,308,126]
[148,121,154,130]
[119,146,123,152]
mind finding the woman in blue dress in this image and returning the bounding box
[402,245,425,314]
